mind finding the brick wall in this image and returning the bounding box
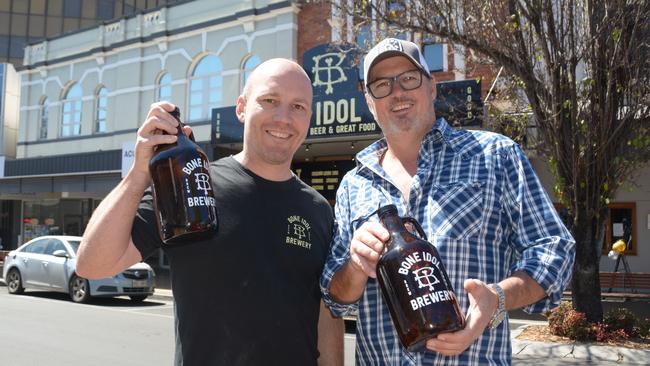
[297,2,332,66]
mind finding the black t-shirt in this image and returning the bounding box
[132,157,333,366]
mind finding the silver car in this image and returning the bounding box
[2,235,155,303]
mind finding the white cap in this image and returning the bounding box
[363,38,430,84]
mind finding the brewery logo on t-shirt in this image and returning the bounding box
[285,215,312,250]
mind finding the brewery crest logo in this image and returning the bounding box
[285,215,312,250]
[311,52,348,95]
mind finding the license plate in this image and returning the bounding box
[132,279,148,287]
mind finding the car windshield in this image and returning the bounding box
[67,240,81,254]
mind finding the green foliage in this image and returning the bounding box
[604,308,638,337]
[638,318,650,337]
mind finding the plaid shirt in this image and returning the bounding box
[320,119,575,365]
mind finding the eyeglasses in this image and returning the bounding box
[366,69,426,99]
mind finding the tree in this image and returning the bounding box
[321,0,650,322]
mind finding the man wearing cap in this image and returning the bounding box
[320,38,575,364]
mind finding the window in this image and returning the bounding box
[241,54,260,91]
[61,83,82,137]
[95,86,108,133]
[30,0,47,15]
[63,0,81,17]
[23,239,49,254]
[188,54,223,122]
[423,43,444,72]
[605,202,637,255]
[44,239,66,255]
[156,72,172,102]
[97,0,114,20]
[39,97,48,139]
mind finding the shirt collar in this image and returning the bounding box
[354,118,454,173]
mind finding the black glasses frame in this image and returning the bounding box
[366,69,428,99]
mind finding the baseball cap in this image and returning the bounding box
[363,38,430,84]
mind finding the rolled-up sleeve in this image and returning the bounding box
[502,144,576,313]
[320,177,359,317]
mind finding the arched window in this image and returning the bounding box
[95,86,108,133]
[241,55,261,90]
[61,83,83,137]
[39,97,49,139]
[188,55,223,122]
[157,72,172,102]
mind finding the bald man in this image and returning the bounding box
[78,59,343,366]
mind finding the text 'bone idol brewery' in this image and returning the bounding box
[149,107,218,244]
[376,204,465,351]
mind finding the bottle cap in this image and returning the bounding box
[377,204,398,217]
[170,107,181,121]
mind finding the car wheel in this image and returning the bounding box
[129,295,148,302]
[69,274,91,303]
[6,268,25,294]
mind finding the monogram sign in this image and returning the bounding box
[303,44,379,139]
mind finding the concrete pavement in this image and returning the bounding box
[149,276,650,365]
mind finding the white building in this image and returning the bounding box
[1,0,648,277]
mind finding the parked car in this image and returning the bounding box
[2,236,155,303]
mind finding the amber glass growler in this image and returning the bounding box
[376,204,465,351]
[148,107,218,244]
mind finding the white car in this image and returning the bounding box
[2,235,155,303]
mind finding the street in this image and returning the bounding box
[0,290,175,366]
[7,279,645,366]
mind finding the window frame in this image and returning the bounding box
[187,54,223,123]
[156,71,172,102]
[39,96,49,139]
[60,83,83,137]
[604,202,637,256]
[240,54,260,92]
[94,85,108,133]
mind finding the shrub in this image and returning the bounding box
[548,301,572,336]
[547,303,649,343]
[637,317,650,338]
[603,308,638,337]
[591,323,609,342]
[562,309,593,341]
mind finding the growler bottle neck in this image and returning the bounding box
[379,212,408,237]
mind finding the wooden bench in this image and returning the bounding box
[564,272,650,300]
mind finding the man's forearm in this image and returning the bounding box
[329,261,369,304]
[77,170,149,278]
[317,301,344,366]
[499,271,546,310]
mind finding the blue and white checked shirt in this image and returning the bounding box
[320,119,575,365]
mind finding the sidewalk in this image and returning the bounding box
[148,267,650,365]
[511,324,650,365]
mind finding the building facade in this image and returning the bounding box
[0,0,186,66]
[1,0,648,273]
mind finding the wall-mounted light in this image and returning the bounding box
[305,144,311,152]
[350,142,355,149]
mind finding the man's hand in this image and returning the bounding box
[131,102,193,177]
[348,221,390,278]
[328,221,390,304]
[424,279,498,356]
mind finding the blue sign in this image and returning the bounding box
[210,44,483,145]
[303,44,378,139]
[211,106,240,145]
[435,79,483,127]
